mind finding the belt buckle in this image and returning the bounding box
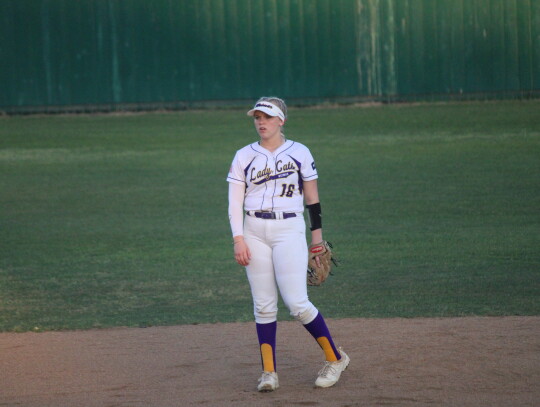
[259,210,274,219]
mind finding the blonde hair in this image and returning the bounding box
[255,96,288,120]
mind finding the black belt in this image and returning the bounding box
[247,211,297,220]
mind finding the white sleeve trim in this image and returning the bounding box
[227,176,245,185]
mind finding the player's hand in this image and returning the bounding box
[311,231,323,268]
[234,239,251,266]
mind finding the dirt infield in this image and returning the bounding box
[1,317,538,407]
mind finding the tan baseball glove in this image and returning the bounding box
[307,241,337,286]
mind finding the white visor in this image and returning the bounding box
[247,102,285,121]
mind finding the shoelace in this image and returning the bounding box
[318,361,338,378]
[259,372,275,383]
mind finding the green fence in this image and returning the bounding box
[1,0,538,112]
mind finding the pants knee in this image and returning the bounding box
[254,306,278,324]
[290,303,318,325]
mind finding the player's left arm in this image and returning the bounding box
[303,180,323,245]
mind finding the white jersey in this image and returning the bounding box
[227,140,318,213]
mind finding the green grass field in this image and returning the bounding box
[1,101,539,332]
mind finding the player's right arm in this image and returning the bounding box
[228,182,251,266]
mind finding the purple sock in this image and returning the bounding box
[303,312,341,361]
[256,321,277,371]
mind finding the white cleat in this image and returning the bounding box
[257,371,279,392]
[315,347,350,388]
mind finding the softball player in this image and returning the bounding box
[227,97,350,391]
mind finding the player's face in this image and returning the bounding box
[253,111,284,141]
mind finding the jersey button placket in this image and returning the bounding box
[272,156,278,209]
[262,154,274,210]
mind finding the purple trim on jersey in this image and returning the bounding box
[298,177,304,195]
[243,157,253,175]
[288,155,302,169]
[251,171,295,185]
[227,176,244,183]
[288,155,304,195]
[256,321,277,371]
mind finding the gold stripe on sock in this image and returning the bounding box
[260,343,275,372]
[316,337,338,362]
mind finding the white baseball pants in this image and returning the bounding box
[244,214,319,325]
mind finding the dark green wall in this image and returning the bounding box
[1,0,538,111]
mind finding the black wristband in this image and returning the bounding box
[306,202,322,231]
